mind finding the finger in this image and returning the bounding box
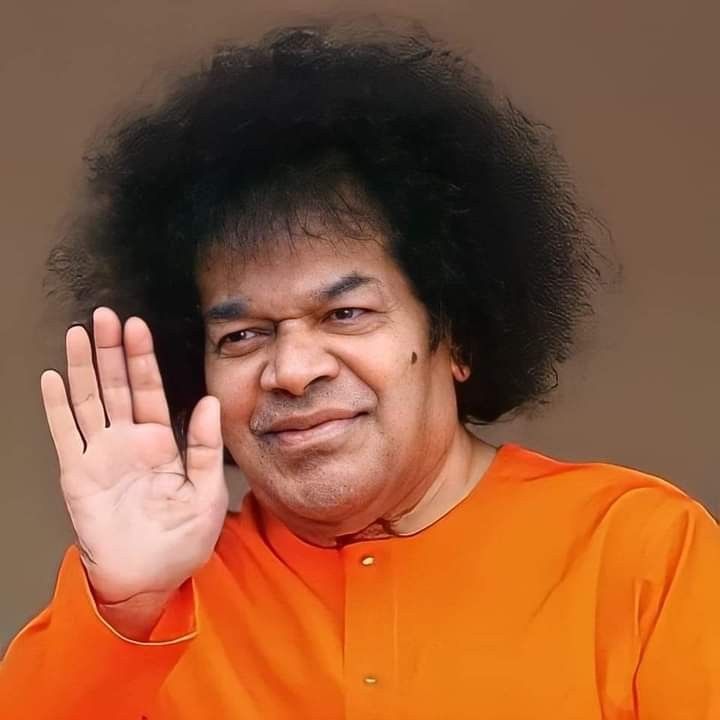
[40,369,84,469]
[93,307,133,424]
[124,316,172,426]
[66,325,107,440]
[185,396,225,500]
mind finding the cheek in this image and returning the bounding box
[391,347,451,413]
[205,360,258,430]
[346,323,421,379]
[369,350,431,421]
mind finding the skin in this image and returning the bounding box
[199,231,496,546]
[41,310,228,639]
[40,221,496,638]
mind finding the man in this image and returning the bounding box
[1,19,719,720]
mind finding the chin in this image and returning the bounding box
[263,474,385,526]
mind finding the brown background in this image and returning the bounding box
[1,0,718,647]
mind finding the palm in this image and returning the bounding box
[40,308,228,603]
[64,420,176,487]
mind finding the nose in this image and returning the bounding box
[259,323,341,396]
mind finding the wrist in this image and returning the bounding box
[95,588,178,641]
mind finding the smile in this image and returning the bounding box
[265,414,365,449]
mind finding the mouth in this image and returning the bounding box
[264,413,366,449]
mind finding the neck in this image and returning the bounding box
[336,430,497,545]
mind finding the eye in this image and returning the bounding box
[327,307,366,322]
[217,328,261,348]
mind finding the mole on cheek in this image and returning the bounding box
[410,351,418,365]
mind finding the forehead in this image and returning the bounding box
[196,236,410,311]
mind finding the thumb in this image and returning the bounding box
[185,395,224,494]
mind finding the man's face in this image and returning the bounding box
[198,232,466,540]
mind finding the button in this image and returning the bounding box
[360,554,375,566]
[363,675,378,685]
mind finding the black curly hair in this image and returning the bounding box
[45,18,606,452]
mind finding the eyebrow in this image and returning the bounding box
[203,273,380,324]
[203,298,249,323]
[316,273,378,302]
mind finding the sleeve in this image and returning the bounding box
[0,544,197,720]
[634,496,720,719]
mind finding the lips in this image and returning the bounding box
[264,409,362,434]
[261,410,366,449]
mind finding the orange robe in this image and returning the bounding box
[2,443,719,719]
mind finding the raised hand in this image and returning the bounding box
[40,307,229,605]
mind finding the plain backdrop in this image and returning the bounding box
[1,0,718,647]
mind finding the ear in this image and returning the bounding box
[450,354,471,383]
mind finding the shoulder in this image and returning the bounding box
[494,442,718,540]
